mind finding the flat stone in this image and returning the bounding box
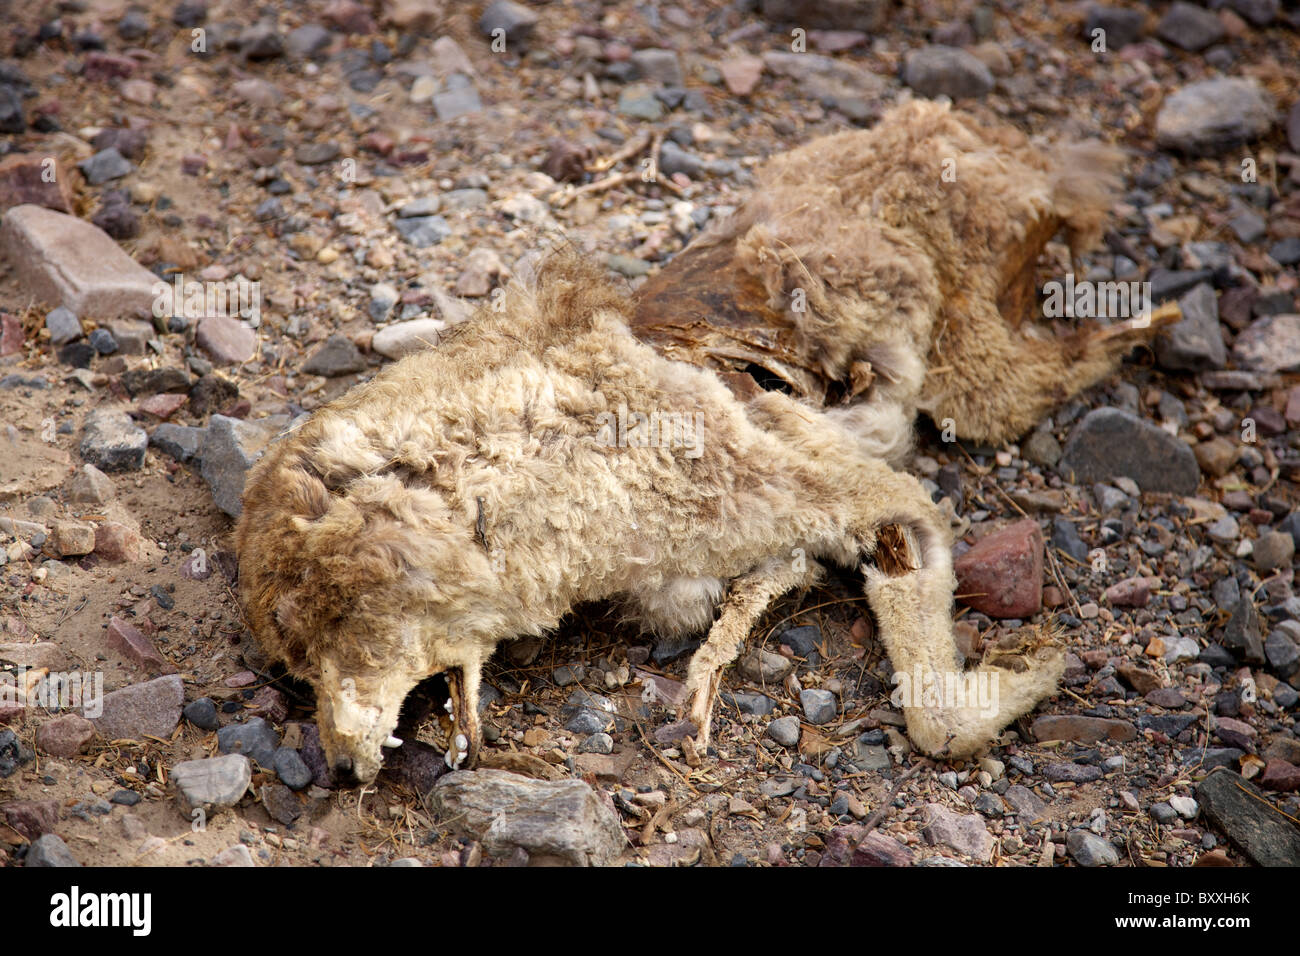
[1043,761,1104,783]
[630,48,683,86]
[903,45,993,99]
[77,148,134,186]
[1259,760,1300,792]
[1194,437,1238,478]
[617,85,663,121]
[1116,663,1162,694]
[920,802,994,862]
[273,747,313,790]
[1156,78,1276,157]
[1058,408,1199,493]
[195,315,257,365]
[1233,314,1300,373]
[953,519,1043,618]
[433,85,482,121]
[1105,577,1156,608]
[183,697,219,731]
[1032,715,1137,744]
[79,409,147,472]
[171,753,252,814]
[432,769,625,866]
[1196,768,1300,865]
[92,674,184,740]
[0,205,159,317]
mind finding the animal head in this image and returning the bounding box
[311,652,413,786]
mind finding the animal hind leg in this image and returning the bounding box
[679,557,823,753]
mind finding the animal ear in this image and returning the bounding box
[287,467,331,520]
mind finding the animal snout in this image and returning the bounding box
[332,756,359,786]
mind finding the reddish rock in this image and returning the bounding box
[94,522,142,562]
[1105,576,1156,608]
[1259,760,1300,792]
[1,799,59,840]
[719,55,764,95]
[196,315,257,365]
[0,313,23,357]
[0,205,159,317]
[179,551,212,580]
[0,153,74,213]
[954,519,1043,618]
[106,615,167,670]
[820,825,914,866]
[91,674,184,741]
[324,0,375,33]
[249,686,288,723]
[137,392,188,419]
[83,52,137,81]
[1286,386,1300,426]
[1031,715,1138,743]
[34,713,96,756]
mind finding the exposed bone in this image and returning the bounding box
[382,735,403,748]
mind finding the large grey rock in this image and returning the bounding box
[216,717,280,767]
[200,414,283,517]
[432,769,626,866]
[1066,829,1118,866]
[0,204,159,316]
[171,753,252,814]
[1156,283,1226,370]
[25,833,81,867]
[903,46,994,100]
[1058,408,1199,494]
[1197,769,1300,866]
[92,674,184,741]
[80,409,148,471]
[1156,78,1276,157]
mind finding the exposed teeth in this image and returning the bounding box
[444,699,454,714]
[444,746,467,770]
[382,735,403,748]
[445,748,456,769]
[454,734,468,750]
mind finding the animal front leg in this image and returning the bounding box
[680,558,822,753]
[443,656,484,770]
[864,559,1063,759]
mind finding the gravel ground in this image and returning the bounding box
[1,0,1299,867]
